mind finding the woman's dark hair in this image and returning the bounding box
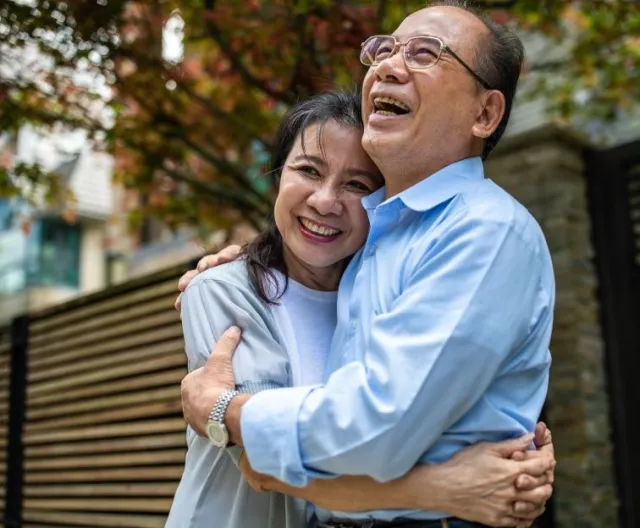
[242,89,364,304]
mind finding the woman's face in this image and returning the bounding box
[274,120,382,278]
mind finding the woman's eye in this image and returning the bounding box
[298,165,320,177]
[347,181,372,193]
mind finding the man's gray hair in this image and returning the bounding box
[426,0,525,159]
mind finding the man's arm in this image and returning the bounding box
[237,214,552,485]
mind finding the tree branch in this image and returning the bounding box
[161,164,265,230]
[177,81,274,152]
[203,0,295,105]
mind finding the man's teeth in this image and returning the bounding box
[300,218,340,236]
[373,96,410,114]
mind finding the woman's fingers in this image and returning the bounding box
[178,269,199,293]
[516,472,548,489]
[197,244,242,271]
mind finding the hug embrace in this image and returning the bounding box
[168,2,556,528]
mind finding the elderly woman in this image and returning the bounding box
[167,90,554,528]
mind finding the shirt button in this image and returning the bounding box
[370,245,377,255]
[351,319,358,330]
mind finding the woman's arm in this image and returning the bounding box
[239,430,554,528]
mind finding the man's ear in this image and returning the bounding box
[472,90,505,140]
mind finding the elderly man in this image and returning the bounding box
[179,2,555,527]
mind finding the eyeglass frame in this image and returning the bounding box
[360,34,493,91]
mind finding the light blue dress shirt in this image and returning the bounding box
[241,157,554,521]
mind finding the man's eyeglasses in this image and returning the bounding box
[360,35,493,90]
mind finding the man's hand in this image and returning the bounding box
[510,422,555,527]
[414,433,554,528]
[175,244,242,311]
[180,326,242,436]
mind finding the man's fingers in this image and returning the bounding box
[178,269,199,293]
[513,500,540,515]
[514,484,553,505]
[492,433,535,457]
[174,292,183,313]
[513,453,554,477]
[511,450,526,461]
[516,472,548,489]
[495,516,522,527]
[197,245,242,272]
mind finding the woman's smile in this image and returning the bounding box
[298,216,343,243]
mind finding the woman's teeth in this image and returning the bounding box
[300,218,340,236]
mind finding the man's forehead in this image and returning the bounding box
[393,6,487,45]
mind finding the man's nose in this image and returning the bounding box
[374,50,409,83]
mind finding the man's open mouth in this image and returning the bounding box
[373,96,410,116]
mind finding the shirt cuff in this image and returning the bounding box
[241,385,317,487]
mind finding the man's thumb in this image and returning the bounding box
[209,326,242,363]
[492,433,535,458]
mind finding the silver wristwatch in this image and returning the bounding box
[206,389,240,448]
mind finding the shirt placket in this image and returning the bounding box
[344,203,402,364]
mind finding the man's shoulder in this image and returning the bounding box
[459,179,543,236]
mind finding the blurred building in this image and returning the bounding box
[0,126,223,323]
[0,126,115,322]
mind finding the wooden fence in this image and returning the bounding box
[2,264,189,528]
[0,259,560,528]
[0,325,10,524]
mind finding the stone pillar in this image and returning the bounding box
[485,129,619,528]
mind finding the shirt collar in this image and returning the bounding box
[362,157,485,213]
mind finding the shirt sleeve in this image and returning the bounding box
[241,214,549,485]
[181,273,291,469]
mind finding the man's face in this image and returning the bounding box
[361,7,491,167]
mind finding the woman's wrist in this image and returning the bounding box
[400,464,448,511]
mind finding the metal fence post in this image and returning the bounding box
[4,315,28,528]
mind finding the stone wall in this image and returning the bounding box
[485,129,619,527]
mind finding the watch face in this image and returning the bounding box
[206,422,228,447]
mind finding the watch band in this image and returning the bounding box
[209,389,240,425]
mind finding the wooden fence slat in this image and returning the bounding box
[29,311,180,360]
[25,449,186,470]
[26,433,185,458]
[24,483,178,497]
[24,418,185,445]
[28,296,175,348]
[26,400,183,432]
[28,325,183,371]
[28,370,184,407]
[28,341,183,389]
[24,525,94,528]
[23,509,167,528]
[24,524,96,528]
[25,466,183,483]
[27,349,185,397]
[24,497,173,513]
[29,278,178,334]
[28,386,180,421]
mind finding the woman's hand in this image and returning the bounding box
[175,245,242,311]
[406,431,554,528]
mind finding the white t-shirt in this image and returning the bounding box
[278,277,337,386]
